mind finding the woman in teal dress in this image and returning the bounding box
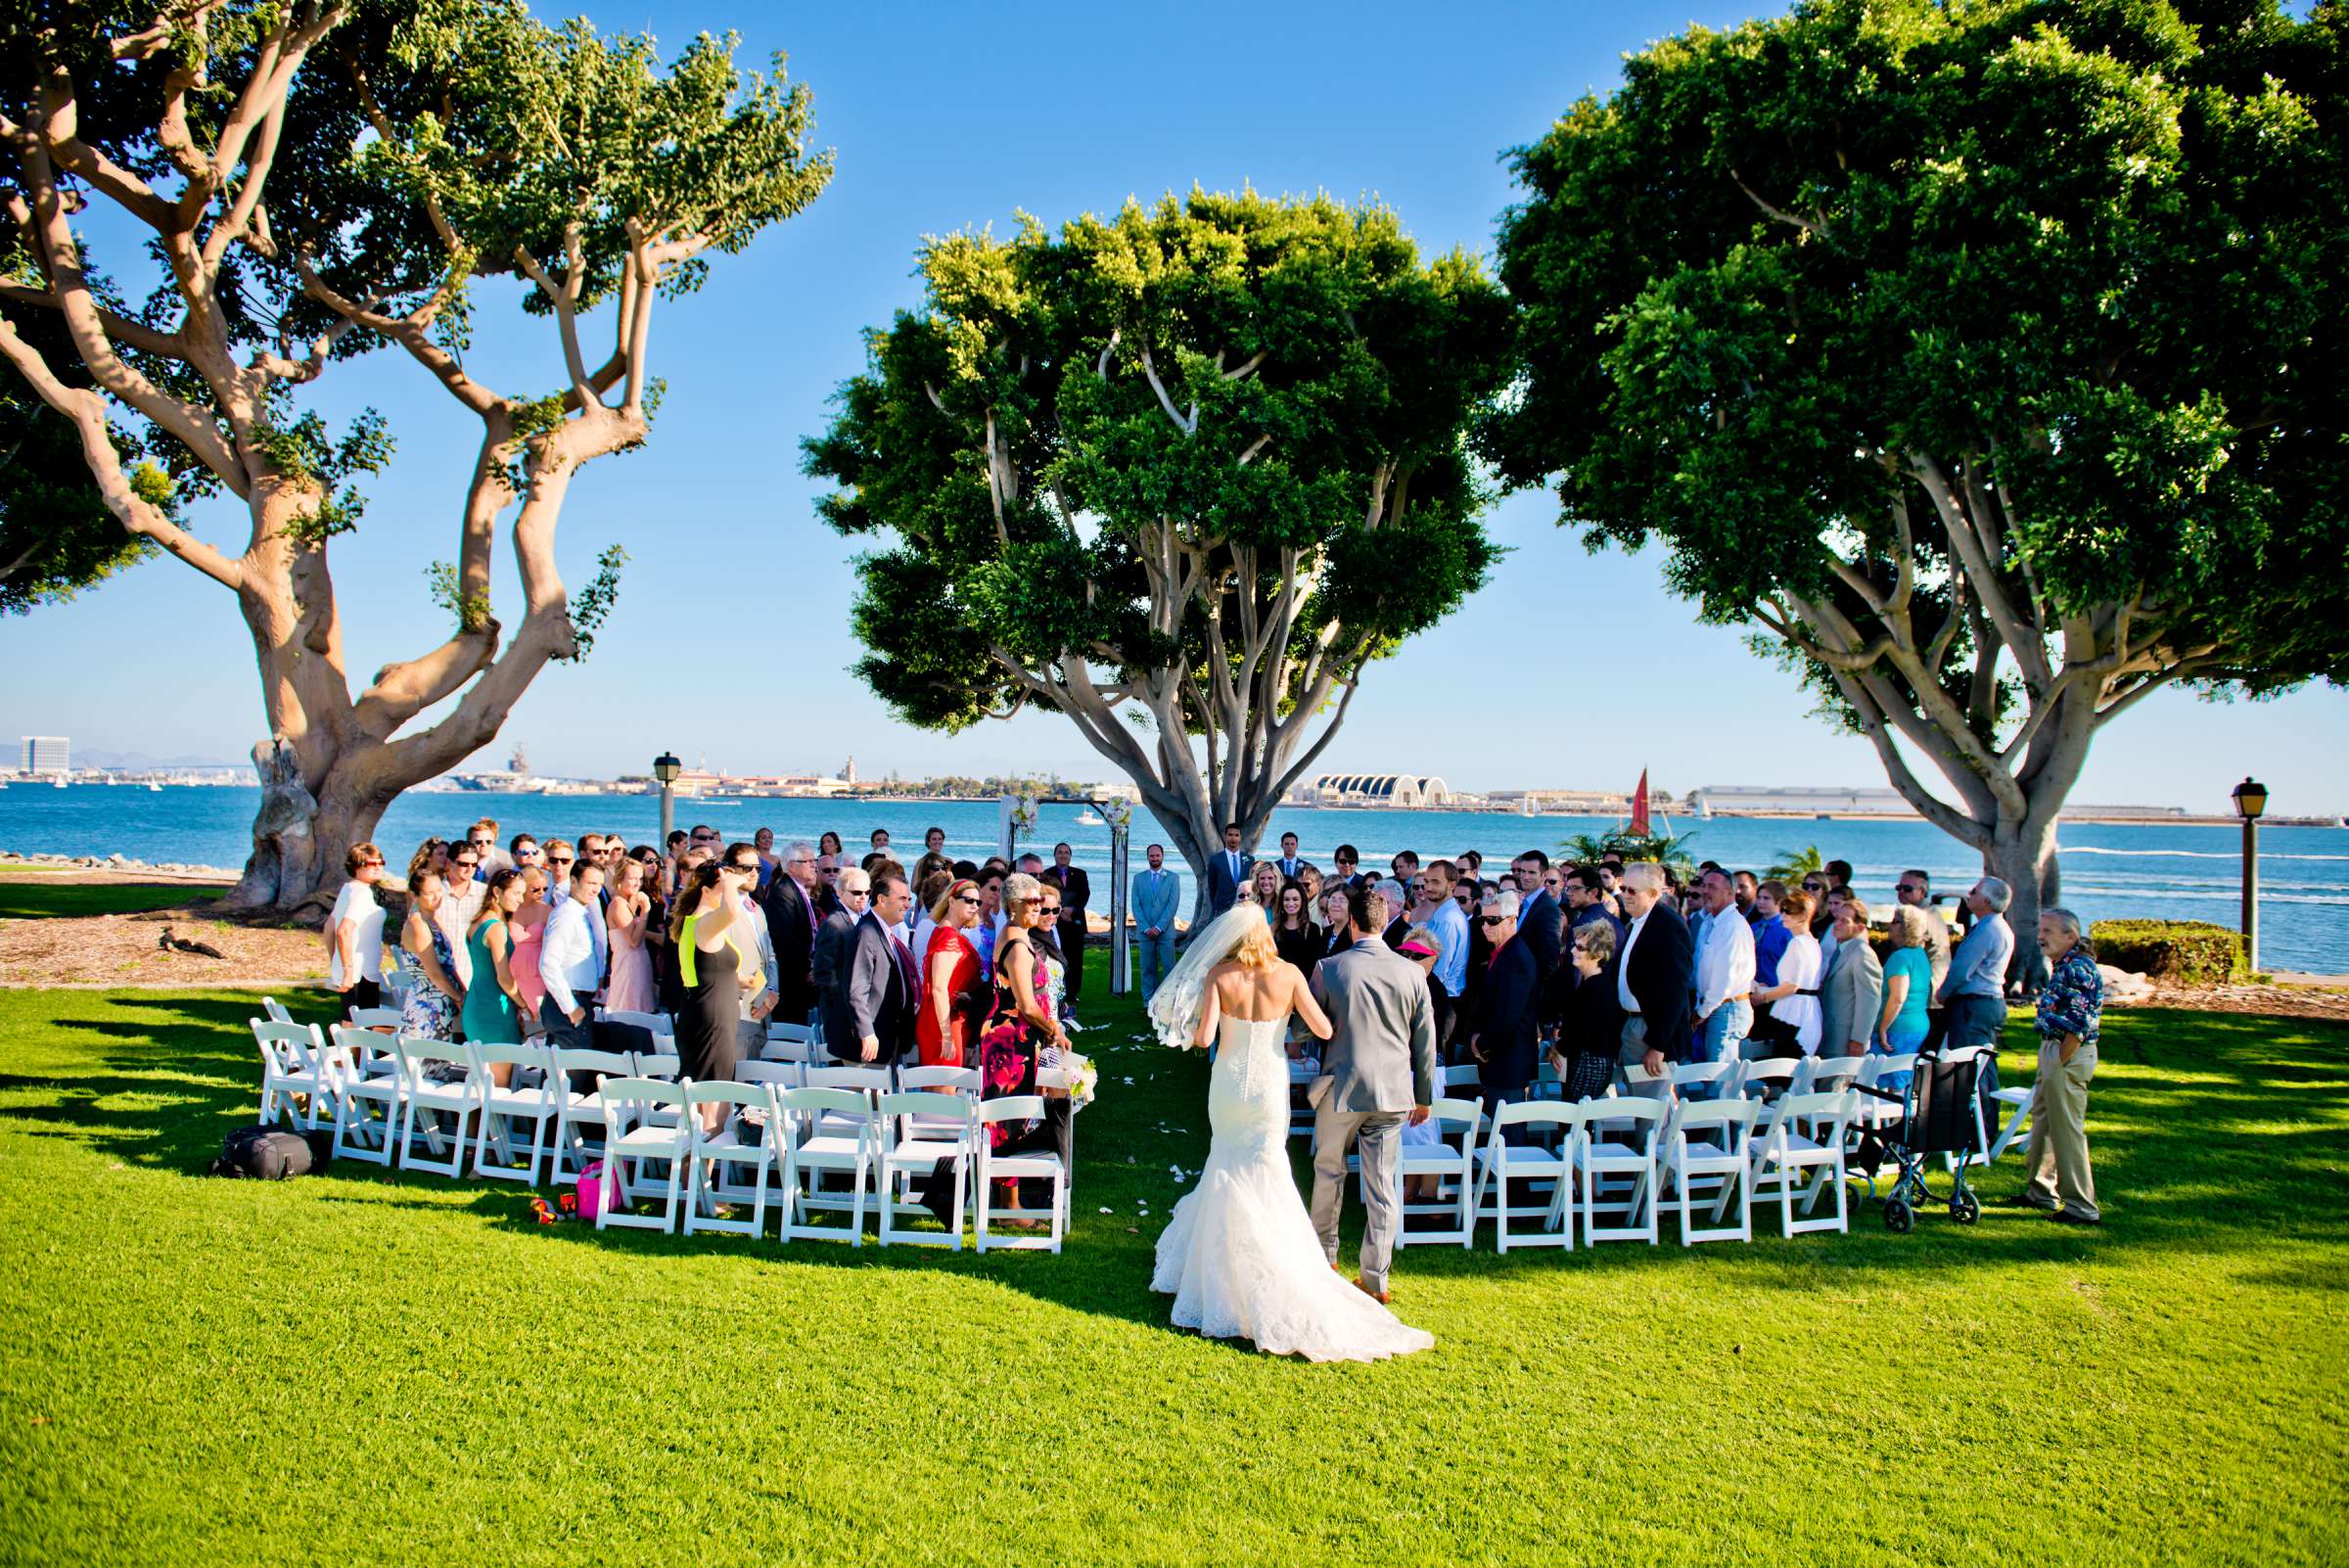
[460,869,530,1084]
[1873,904,1935,1091]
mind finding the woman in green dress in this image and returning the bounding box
[461,869,531,1084]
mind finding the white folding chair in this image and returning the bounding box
[595,1079,690,1232]
[253,1020,335,1130]
[632,1051,681,1081]
[326,1022,402,1165]
[471,1043,559,1183]
[549,1048,637,1182]
[878,1090,977,1249]
[975,1095,1066,1253]
[684,1082,777,1238]
[1750,1090,1857,1237]
[1671,1059,1734,1099]
[1660,1097,1760,1245]
[1733,1058,1801,1104]
[600,1009,669,1036]
[1395,1097,1483,1250]
[392,1037,479,1178]
[898,1065,979,1093]
[735,1059,802,1095]
[261,996,296,1025]
[346,1005,402,1032]
[806,1064,893,1093]
[1803,1056,1865,1097]
[1574,1095,1663,1244]
[760,1034,823,1067]
[765,1019,815,1047]
[1852,1051,1917,1130]
[1472,1101,1578,1251]
[778,1086,877,1245]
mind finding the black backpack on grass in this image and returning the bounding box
[209,1126,332,1179]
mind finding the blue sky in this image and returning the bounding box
[3,0,2341,813]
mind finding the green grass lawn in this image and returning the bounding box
[0,870,222,922]
[0,970,2343,1566]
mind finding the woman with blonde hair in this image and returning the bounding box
[1146,896,1434,1362]
[1248,859,1284,916]
[1875,904,1934,1089]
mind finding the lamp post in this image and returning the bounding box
[2232,775,2268,972]
[654,752,682,848]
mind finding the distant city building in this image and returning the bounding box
[21,736,69,774]
[1689,784,1915,816]
[1295,773,1453,808]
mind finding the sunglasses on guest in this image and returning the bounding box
[1479,914,1507,926]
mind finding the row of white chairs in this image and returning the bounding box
[250,1012,1069,1253]
[1391,1085,1862,1251]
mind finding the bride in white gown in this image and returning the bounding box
[1148,903,1435,1362]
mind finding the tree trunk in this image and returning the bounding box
[1981,816,2059,995]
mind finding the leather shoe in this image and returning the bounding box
[2001,1194,2056,1210]
[1354,1276,1390,1305]
[2048,1209,2101,1226]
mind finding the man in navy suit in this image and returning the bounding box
[1330,843,1366,889]
[1272,831,1305,881]
[1203,822,1252,916]
[1511,849,1565,987]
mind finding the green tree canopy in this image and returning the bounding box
[807,190,1511,892]
[0,0,829,911]
[1485,0,2348,977]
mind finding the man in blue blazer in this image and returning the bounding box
[1132,843,1183,1000]
[1202,822,1252,918]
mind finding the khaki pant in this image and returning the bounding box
[2023,1039,2097,1220]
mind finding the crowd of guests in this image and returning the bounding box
[320,817,1094,1226]
[1175,829,2104,1225]
[315,815,2103,1229]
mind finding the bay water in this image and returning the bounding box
[4,784,2344,973]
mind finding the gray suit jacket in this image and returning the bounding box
[1819,934,1884,1055]
[844,912,913,1061]
[1312,941,1438,1114]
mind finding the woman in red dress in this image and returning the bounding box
[918,877,988,1068]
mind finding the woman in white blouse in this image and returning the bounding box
[1754,888,1823,1054]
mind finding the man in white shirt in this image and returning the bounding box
[438,843,486,985]
[1691,868,1756,1067]
[1413,858,1471,1000]
[538,860,608,1051]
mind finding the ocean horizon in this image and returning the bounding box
[4,784,2343,973]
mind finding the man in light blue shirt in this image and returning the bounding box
[1132,844,1182,1000]
[1939,876,2014,1047]
[1413,859,1471,999]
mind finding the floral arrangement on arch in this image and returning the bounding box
[1007,789,1041,840]
[1100,797,1132,831]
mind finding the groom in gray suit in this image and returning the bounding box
[1308,883,1438,1304]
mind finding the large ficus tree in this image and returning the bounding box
[807,191,1510,909]
[1486,0,2348,981]
[0,0,830,913]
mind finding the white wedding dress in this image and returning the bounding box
[1150,1012,1435,1363]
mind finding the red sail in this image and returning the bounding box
[1629,767,1651,836]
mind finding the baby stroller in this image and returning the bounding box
[1852,1047,1985,1231]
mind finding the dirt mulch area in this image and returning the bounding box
[2121,981,2349,1025]
[0,876,329,989]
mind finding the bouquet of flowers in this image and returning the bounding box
[1045,1047,1099,1108]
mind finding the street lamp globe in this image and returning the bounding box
[2231,776,2268,820]
[653,752,682,786]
